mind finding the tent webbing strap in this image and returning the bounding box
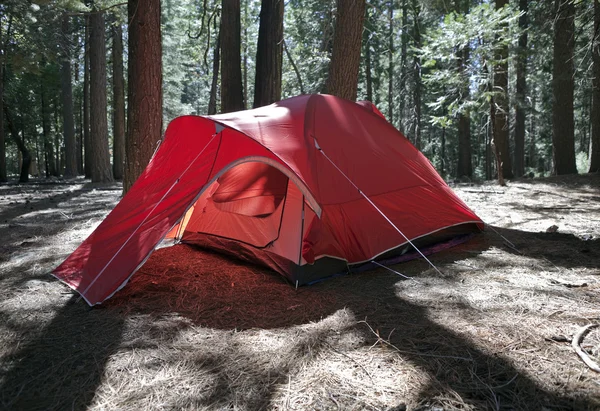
[315,140,443,277]
[81,133,220,298]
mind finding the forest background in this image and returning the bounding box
[0,0,599,192]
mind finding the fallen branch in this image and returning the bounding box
[572,324,600,373]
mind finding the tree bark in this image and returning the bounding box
[387,0,393,122]
[61,15,78,178]
[221,0,245,113]
[83,15,91,178]
[253,0,284,108]
[124,0,162,192]
[325,0,366,101]
[492,0,513,179]
[0,23,5,183]
[590,0,600,172]
[412,0,422,149]
[552,0,577,175]
[89,10,113,183]
[514,0,528,177]
[40,74,57,178]
[398,0,408,133]
[208,22,221,115]
[456,0,472,178]
[4,107,30,183]
[112,21,126,180]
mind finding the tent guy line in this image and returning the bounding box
[314,139,444,277]
[80,132,220,299]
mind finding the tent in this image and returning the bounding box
[52,94,483,305]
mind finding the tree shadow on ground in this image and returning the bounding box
[0,296,125,411]
[104,226,600,410]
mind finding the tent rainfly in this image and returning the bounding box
[52,94,483,305]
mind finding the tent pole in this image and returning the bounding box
[315,141,443,277]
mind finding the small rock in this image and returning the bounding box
[546,225,559,233]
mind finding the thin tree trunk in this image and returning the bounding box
[243,0,248,107]
[283,39,305,94]
[590,0,600,172]
[112,21,126,180]
[325,0,366,101]
[125,0,162,192]
[490,94,505,186]
[398,0,408,132]
[514,0,528,177]
[221,0,245,113]
[208,21,221,115]
[83,15,91,178]
[552,0,577,175]
[253,0,284,107]
[493,0,513,180]
[0,22,5,183]
[365,34,373,102]
[4,107,30,183]
[61,15,78,178]
[89,10,113,183]
[440,126,446,176]
[387,0,393,122]
[40,77,57,177]
[412,0,422,149]
[456,0,472,178]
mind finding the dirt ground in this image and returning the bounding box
[0,174,598,410]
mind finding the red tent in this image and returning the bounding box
[52,94,483,305]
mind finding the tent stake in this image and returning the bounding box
[315,141,444,277]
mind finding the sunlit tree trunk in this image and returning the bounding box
[552,0,577,175]
[221,0,245,112]
[89,10,113,183]
[398,0,408,133]
[325,0,366,101]
[124,0,162,192]
[253,0,283,107]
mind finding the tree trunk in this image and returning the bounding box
[283,39,305,94]
[253,0,283,107]
[590,0,600,172]
[398,0,408,133]
[243,0,248,107]
[208,22,221,115]
[412,0,422,149]
[387,0,393,122]
[89,10,113,183]
[40,77,57,177]
[365,32,373,102]
[4,107,30,183]
[61,15,78,178]
[514,0,528,177]
[493,0,513,180]
[124,0,162,192]
[0,22,5,183]
[490,94,505,186]
[456,0,472,178]
[552,0,577,175]
[83,15,91,178]
[325,0,366,101]
[221,0,245,113]
[112,21,126,180]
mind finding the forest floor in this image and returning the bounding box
[0,174,599,410]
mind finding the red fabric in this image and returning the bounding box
[53,95,482,305]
